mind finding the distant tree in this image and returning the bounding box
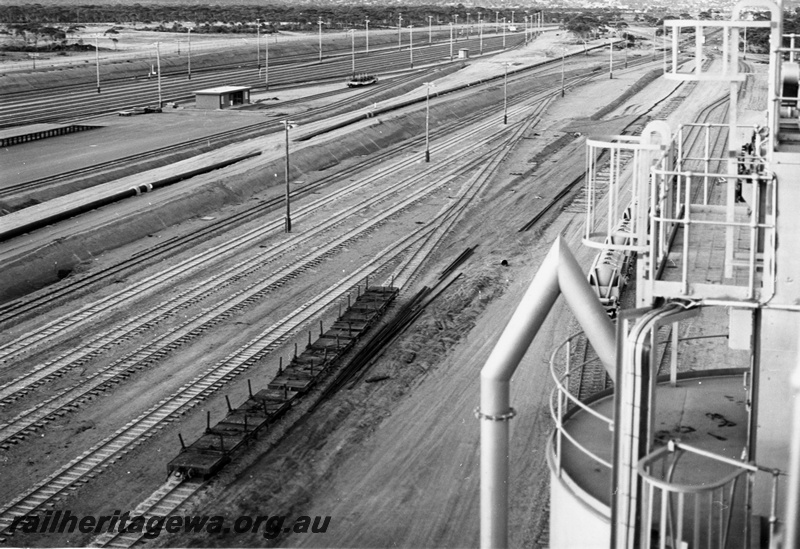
[565,13,601,40]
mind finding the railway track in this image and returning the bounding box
[0,132,525,541]
[0,52,591,542]
[0,49,677,543]
[0,34,527,129]
[0,49,644,328]
[0,70,430,201]
[0,120,525,446]
[86,92,563,549]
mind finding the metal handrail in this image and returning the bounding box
[549,332,614,477]
[636,440,787,549]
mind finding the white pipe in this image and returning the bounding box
[479,236,616,548]
[785,338,800,548]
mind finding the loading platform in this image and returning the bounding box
[0,123,100,147]
[168,285,398,479]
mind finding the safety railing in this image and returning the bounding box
[548,332,613,480]
[583,135,663,253]
[637,440,786,549]
[648,149,776,302]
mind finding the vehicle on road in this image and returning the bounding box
[347,74,378,88]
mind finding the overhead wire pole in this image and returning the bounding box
[561,47,565,97]
[423,83,434,162]
[495,11,499,34]
[624,31,628,68]
[318,18,323,62]
[398,13,403,51]
[428,16,433,45]
[503,18,506,49]
[365,18,369,55]
[94,34,100,93]
[265,34,269,90]
[479,16,484,54]
[502,62,510,124]
[609,36,614,79]
[155,41,162,106]
[282,120,296,233]
[449,22,454,61]
[187,27,191,79]
[409,25,413,68]
[256,19,261,74]
[349,30,355,74]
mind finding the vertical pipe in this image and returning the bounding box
[704,125,710,205]
[695,24,702,75]
[682,174,690,295]
[672,27,678,75]
[784,346,800,549]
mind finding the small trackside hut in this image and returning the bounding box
[193,85,252,110]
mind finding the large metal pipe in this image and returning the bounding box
[785,346,800,549]
[479,236,615,548]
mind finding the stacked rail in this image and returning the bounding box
[167,285,398,479]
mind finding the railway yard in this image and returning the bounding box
[0,23,758,548]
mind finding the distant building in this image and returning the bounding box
[193,86,251,110]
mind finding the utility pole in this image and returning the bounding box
[609,36,613,79]
[282,121,296,233]
[349,30,355,74]
[318,18,323,62]
[365,18,369,55]
[503,18,506,49]
[398,13,403,50]
[155,41,162,106]
[449,22,454,61]
[187,28,192,79]
[265,35,269,90]
[503,62,510,124]
[480,16,484,54]
[428,16,433,45]
[256,19,260,72]
[95,34,100,93]
[423,83,435,162]
[561,48,565,97]
[624,31,628,68]
[409,25,413,68]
